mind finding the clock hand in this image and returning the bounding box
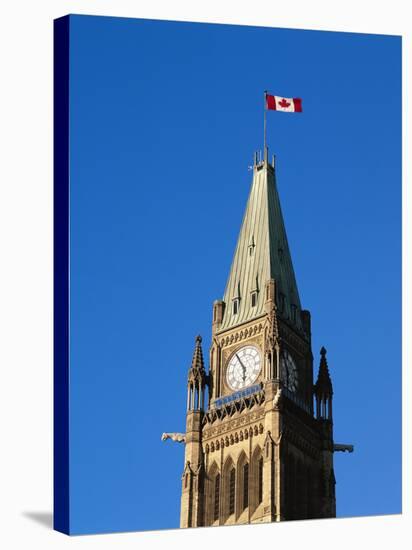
[236,354,247,382]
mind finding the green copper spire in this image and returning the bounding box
[220,153,302,332]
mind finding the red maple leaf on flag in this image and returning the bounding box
[278,98,291,108]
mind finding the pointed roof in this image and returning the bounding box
[219,152,302,331]
[188,335,206,382]
[315,347,333,396]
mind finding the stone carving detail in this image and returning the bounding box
[283,426,320,459]
[161,432,186,443]
[205,422,266,453]
[202,407,265,437]
[273,388,283,408]
[279,321,308,353]
[203,390,265,427]
[219,322,264,348]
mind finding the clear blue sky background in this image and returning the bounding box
[67,15,401,534]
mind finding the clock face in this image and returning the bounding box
[280,349,298,392]
[226,345,261,390]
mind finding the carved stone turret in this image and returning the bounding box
[314,347,336,517]
[181,335,208,528]
[187,335,207,411]
[314,346,333,421]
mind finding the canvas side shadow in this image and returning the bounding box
[23,511,53,529]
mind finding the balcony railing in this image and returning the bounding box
[211,383,262,410]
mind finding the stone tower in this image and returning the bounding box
[179,148,337,528]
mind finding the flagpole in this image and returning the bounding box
[263,90,267,162]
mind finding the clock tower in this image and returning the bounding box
[179,148,337,527]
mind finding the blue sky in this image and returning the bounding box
[67,15,401,534]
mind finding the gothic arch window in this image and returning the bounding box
[207,462,220,526]
[222,456,235,521]
[229,468,236,515]
[236,451,249,518]
[296,459,305,519]
[258,457,263,504]
[287,454,296,520]
[242,463,249,510]
[278,292,286,314]
[214,474,221,522]
[307,464,315,519]
[318,469,324,500]
[250,445,263,515]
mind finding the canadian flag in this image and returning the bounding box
[266,93,302,113]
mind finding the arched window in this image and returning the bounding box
[258,457,263,504]
[229,468,236,515]
[307,465,314,519]
[297,460,305,519]
[236,452,249,517]
[288,454,296,520]
[318,469,324,499]
[243,463,249,510]
[214,474,220,521]
[207,462,220,526]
